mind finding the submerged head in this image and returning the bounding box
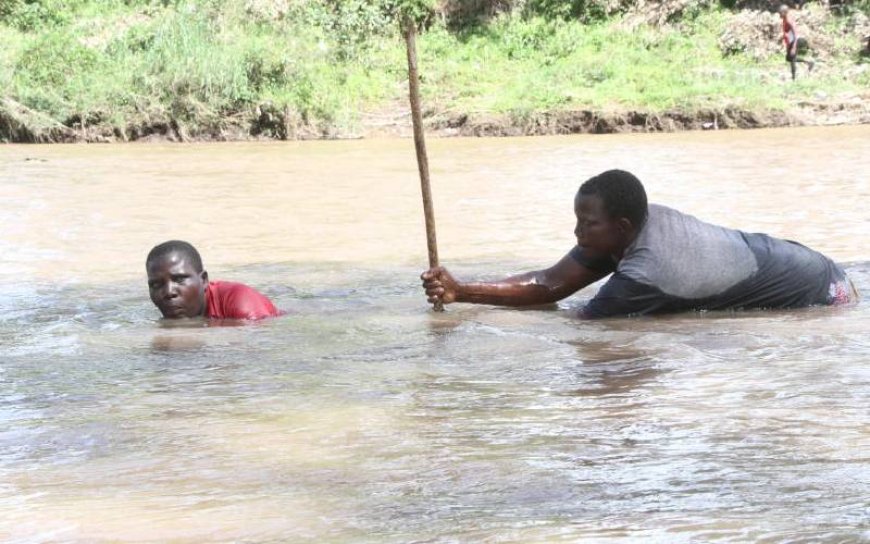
[146,240,208,319]
[574,169,648,260]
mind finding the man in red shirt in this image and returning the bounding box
[146,240,279,320]
[779,4,814,81]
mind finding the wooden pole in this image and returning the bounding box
[403,17,443,312]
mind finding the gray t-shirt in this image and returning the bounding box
[572,204,852,318]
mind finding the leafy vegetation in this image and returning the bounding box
[1,0,867,140]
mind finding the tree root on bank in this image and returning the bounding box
[0,99,77,143]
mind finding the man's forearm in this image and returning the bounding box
[456,272,566,306]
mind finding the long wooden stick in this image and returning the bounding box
[403,17,443,312]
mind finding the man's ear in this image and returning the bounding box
[616,217,634,235]
[201,270,209,285]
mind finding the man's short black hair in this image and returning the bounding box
[577,169,649,228]
[146,240,204,272]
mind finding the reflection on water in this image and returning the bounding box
[1,126,869,542]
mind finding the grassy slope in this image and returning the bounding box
[1,2,867,140]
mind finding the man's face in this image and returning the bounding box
[146,252,208,319]
[574,194,627,259]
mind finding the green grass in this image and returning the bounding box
[1,1,866,139]
[413,11,862,116]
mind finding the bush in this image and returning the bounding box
[15,30,101,87]
[327,0,397,59]
[524,0,614,21]
[0,0,93,30]
[439,0,623,25]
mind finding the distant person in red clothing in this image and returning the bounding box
[779,4,814,81]
[146,240,279,320]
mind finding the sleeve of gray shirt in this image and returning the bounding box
[580,272,678,318]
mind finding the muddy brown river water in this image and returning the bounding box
[1,126,869,542]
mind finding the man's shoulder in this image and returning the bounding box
[209,280,256,294]
[638,203,692,235]
[209,280,272,303]
[621,203,758,299]
[621,203,686,262]
[644,203,733,237]
[647,202,688,220]
[648,202,670,213]
[207,280,279,319]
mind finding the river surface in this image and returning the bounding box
[1,126,869,542]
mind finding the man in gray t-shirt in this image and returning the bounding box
[420,169,858,319]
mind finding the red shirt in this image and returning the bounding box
[204,280,279,320]
[782,18,797,47]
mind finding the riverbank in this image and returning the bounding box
[1,1,868,143]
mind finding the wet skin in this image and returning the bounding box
[147,252,209,319]
[421,193,639,307]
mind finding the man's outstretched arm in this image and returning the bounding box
[421,249,610,307]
